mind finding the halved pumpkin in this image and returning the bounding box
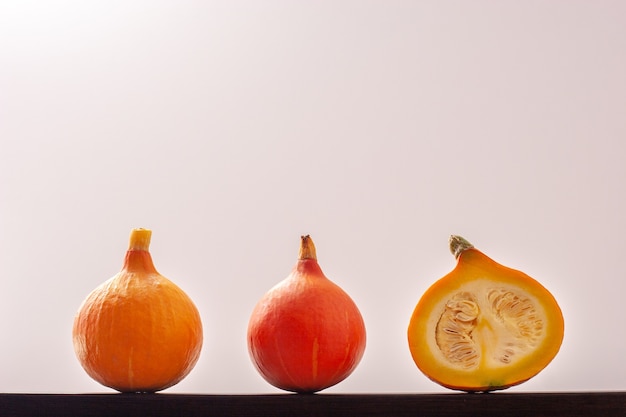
[407,236,564,392]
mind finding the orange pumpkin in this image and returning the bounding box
[247,235,366,393]
[407,236,564,392]
[72,228,203,393]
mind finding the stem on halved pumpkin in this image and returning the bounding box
[449,235,474,259]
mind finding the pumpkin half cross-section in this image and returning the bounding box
[407,236,564,392]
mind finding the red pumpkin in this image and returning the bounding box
[247,235,366,393]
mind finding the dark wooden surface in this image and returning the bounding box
[1,392,625,417]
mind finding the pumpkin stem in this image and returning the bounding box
[298,235,317,260]
[129,228,152,251]
[449,235,474,259]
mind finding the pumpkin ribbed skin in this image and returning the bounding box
[247,235,366,393]
[72,229,203,393]
[407,236,564,392]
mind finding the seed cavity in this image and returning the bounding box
[436,287,545,369]
[487,289,543,344]
[487,288,544,364]
[435,292,480,369]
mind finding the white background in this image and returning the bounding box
[1,1,625,394]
